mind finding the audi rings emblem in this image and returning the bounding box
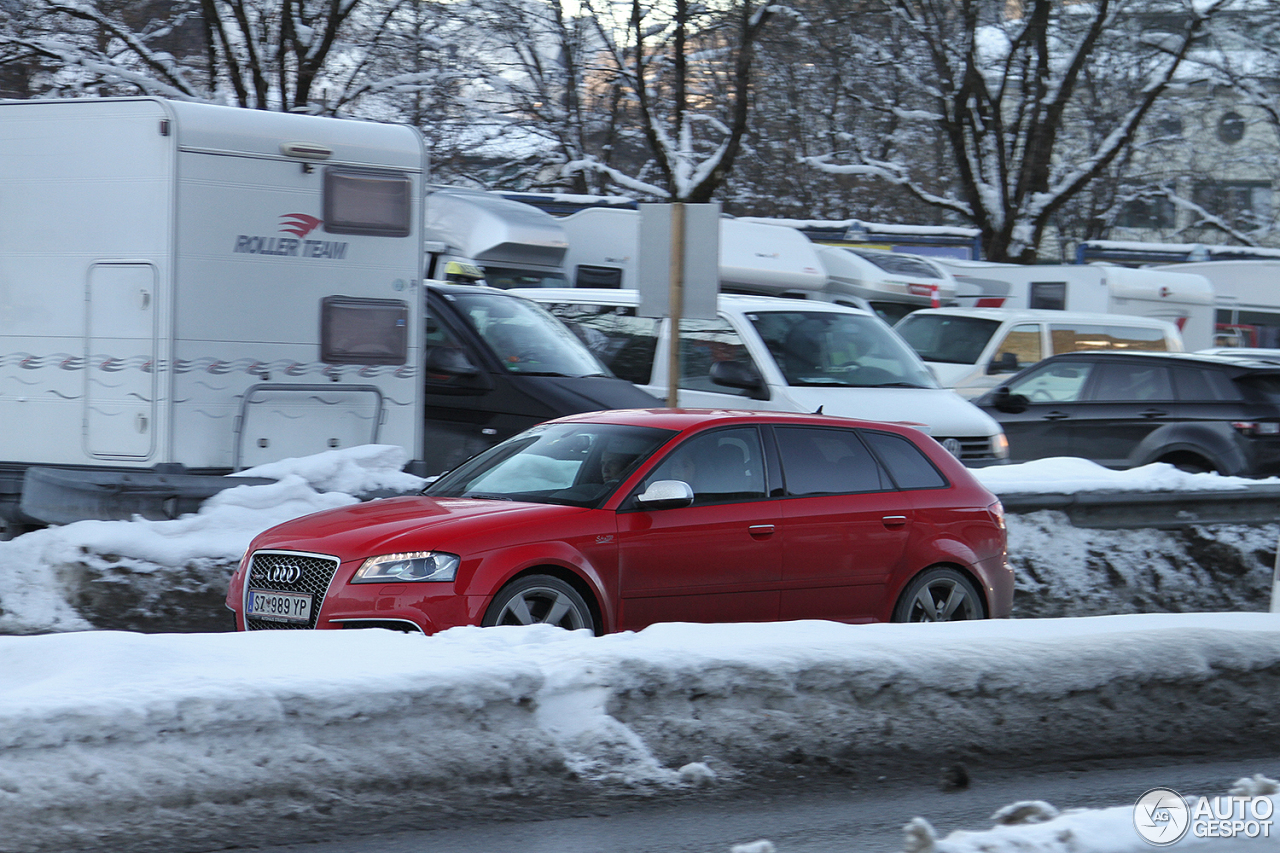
[941,438,964,458]
[266,562,302,584]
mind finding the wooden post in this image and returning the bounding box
[667,202,685,408]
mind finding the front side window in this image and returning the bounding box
[993,324,1042,369]
[324,169,412,237]
[750,310,937,388]
[640,427,766,505]
[775,426,888,495]
[427,422,673,508]
[451,291,610,377]
[320,297,408,365]
[895,313,1002,365]
[678,318,760,396]
[1007,360,1094,403]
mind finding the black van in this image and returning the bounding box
[421,283,660,474]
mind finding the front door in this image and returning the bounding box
[615,426,780,629]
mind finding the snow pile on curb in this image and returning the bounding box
[897,779,1279,852]
[1,614,1279,853]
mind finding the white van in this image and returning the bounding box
[510,289,1010,466]
[894,308,1184,399]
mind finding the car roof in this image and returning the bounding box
[901,307,1178,327]
[1038,349,1280,373]
[547,407,931,435]
[507,287,874,317]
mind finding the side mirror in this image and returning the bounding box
[426,346,480,377]
[710,360,769,400]
[990,386,1029,414]
[987,352,1019,375]
[635,479,694,510]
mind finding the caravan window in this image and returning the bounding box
[1029,282,1067,310]
[324,169,412,236]
[321,297,408,364]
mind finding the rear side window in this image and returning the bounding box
[1172,366,1238,401]
[862,431,947,490]
[1088,362,1173,402]
[775,426,888,495]
[1051,324,1170,354]
[540,303,659,385]
[320,297,408,364]
[575,265,624,288]
[324,168,412,236]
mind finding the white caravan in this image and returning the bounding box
[423,187,570,288]
[935,259,1216,351]
[552,208,950,322]
[1150,260,1280,349]
[0,98,652,530]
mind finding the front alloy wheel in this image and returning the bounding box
[893,567,985,622]
[482,574,596,633]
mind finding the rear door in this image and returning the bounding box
[773,425,912,622]
[1070,359,1176,466]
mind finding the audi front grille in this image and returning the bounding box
[244,550,340,631]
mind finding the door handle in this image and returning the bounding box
[1139,408,1167,418]
[881,515,907,528]
[1043,411,1070,420]
[748,524,775,536]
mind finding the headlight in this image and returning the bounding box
[351,551,460,583]
[991,432,1010,459]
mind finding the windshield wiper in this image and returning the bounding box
[461,492,517,501]
[858,381,931,389]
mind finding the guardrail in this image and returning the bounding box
[999,483,1280,530]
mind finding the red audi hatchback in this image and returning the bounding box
[227,409,1011,634]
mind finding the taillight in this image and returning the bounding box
[1231,421,1280,436]
[987,499,1006,531]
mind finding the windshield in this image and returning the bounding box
[426,422,675,508]
[895,314,1002,365]
[451,290,612,376]
[747,310,938,388]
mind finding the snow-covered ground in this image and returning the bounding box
[1,448,1279,853]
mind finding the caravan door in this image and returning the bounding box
[85,262,158,459]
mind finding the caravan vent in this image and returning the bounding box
[280,141,333,160]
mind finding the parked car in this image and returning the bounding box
[509,288,1009,467]
[973,351,1280,475]
[894,308,1184,399]
[226,409,1012,634]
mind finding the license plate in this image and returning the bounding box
[247,589,312,623]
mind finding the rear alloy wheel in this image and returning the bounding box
[893,567,985,622]
[482,574,596,633]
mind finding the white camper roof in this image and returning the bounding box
[559,209,828,292]
[163,99,424,168]
[426,187,568,268]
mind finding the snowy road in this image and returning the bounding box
[227,756,1280,853]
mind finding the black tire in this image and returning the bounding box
[482,574,596,633]
[892,567,986,623]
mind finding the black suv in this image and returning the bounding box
[973,351,1280,476]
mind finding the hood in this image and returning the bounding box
[923,361,981,388]
[778,385,1000,438]
[251,495,592,559]
[516,374,661,415]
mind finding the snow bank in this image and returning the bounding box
[2,615,1279,853]
[900,784,1279,852]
